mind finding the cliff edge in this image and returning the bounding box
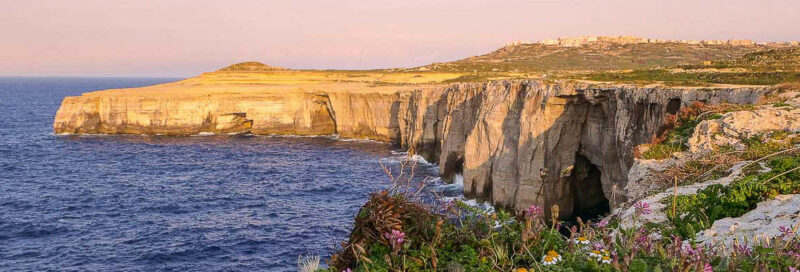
[54,69,767,219]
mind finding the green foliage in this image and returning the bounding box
[579,47,800,85]
[583,70,800,86]
[329,147,800,271]
[667,156,800,238]
[427,43,760,73]
[640,103,714,160]
[640,144,684,160]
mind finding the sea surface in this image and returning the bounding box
[0,77,448,271]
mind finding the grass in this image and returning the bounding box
[319,185,800,271]
[314,140,800,271]
[638,102,716,160]
[578,47,800,86]
[666,154,800,239]
[424,43,761,73]
[581,70,800,86]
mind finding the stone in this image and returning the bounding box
[695,194,800,246]
[688,106,800,153]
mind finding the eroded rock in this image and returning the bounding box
[688,106,800,153]
[696,194,800,245]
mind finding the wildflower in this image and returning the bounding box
[546,250,562,261]
[541,255,558,265]
[593,219,609,228]
[703,263,714,272]
[588,250,602,260]
[732,243,752,257]
[593,242,605,250]
[516,268,528,272]
[384,229,405,249]
[634,201,652,215]
[790,267,799,272]
[780,225,794,237]
[341,269,352,272]
[573,236,590,245]
[600,255,612,264]
[526,205,543,217]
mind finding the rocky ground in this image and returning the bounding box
[618,91,800,245]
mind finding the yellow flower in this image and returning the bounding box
[516,268,528,272]
[601,255,612,264]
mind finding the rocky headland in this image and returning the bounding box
[54,65,769,220]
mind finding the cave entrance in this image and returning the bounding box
[568,154,610,222]
[666,98,682,115]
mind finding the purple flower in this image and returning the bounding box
[593,219,609,228]
[526,205,543,217]
[789,267,799,272]
[593,242,605,250]
[780,225,794,237]
[682,244,704,260]
[703,263,714,272]
[733,243,752,257]
[634,201,652,215]
[384,229,406,249]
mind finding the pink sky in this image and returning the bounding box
[1,0,798,77]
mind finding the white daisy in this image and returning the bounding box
[600,255,612,264]
[541,255,557,265]
[573,236,590,245]
[588,249,602,260]
[546,250,562,261]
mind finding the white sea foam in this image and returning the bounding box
[410,154,432,165]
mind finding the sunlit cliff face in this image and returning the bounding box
[52,65,767,217]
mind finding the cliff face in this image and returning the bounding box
[397,81,763,219]
[54,79,765,219]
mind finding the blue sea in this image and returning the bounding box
[0,77,447,271]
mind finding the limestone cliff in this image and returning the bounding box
[54,77,766,219]
[396,81,764,219]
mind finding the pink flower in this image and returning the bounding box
[733,243,752,257]
[634,201,652,215]
[789,267,799,272]
[384,229,406,249]
[703,263,713,272]
[593,219,609,228]
[526,205,543,217]
[780,225,794,236]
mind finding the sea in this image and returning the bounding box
[0,77,462,271]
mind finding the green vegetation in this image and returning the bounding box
[319,186,800,271]
[425,43,760,73]
[667,155,800,239]
[639,103,717,160]
[583,70,800,86]
[580,47,800,86]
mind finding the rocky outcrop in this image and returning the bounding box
[54,78,766,219]
[689,94,800,153]
[696,194,800,245]
[617,161,750,229]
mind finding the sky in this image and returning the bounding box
[1,0,798,77]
